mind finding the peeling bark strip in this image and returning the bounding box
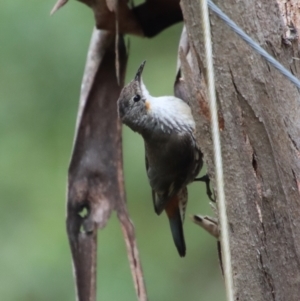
[50,0,182,37]
[181,0,300,300]
[67,30,147,301]
[278,0,300,44]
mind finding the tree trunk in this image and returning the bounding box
[180,0,300,300]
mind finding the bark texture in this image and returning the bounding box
[67,30,147,301]
[180,0,300,300]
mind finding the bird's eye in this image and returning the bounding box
[133,94,141,102]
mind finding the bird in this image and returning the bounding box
[117,61,203,257]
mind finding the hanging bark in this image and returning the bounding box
[180,0,300,300]
[67,29,147,301]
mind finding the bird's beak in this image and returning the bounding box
[134,60,146,83]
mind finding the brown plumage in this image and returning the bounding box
[118,61,203,256]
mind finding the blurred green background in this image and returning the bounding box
[0,1,225,300]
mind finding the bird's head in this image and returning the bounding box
[117,61,151,131]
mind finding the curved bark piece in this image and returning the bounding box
[67,28,147,301]
[67,29,122,301]
[66,29,115,301]
[50,0,68,15]
[191,215,219,239]
[51,0,183,37]
[180,0,300,300]
[132,0,183,37]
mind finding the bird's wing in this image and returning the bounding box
[145,154,164,214]
[145,132,202,215]
[145,154,189,216]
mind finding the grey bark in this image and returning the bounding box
[180,0,300,300]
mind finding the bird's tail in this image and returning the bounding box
[167,208,186,257]
[165,189,187,257]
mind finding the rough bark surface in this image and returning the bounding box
[180,0,300,300]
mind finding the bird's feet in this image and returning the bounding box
[194,174,215,202]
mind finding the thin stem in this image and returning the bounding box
[199,0,234,300]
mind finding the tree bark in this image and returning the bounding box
[180,0,300,300]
